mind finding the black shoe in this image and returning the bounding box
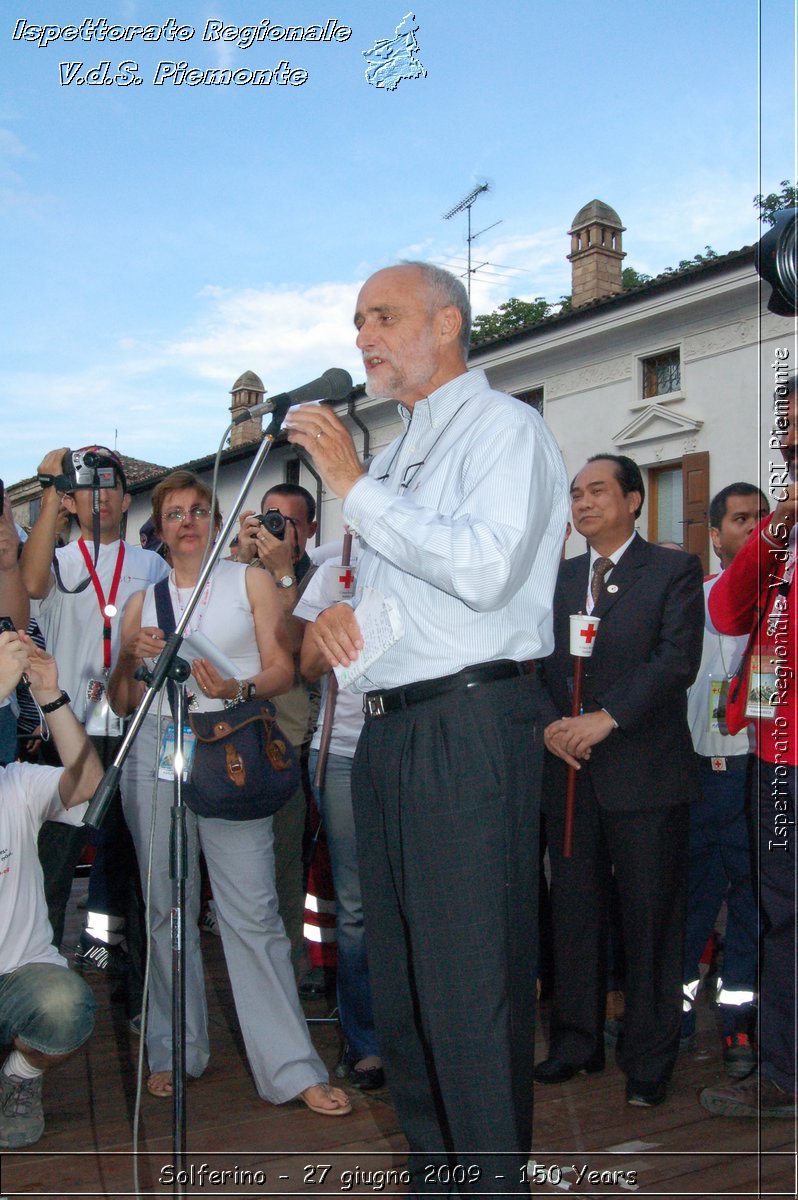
[349,1064,386,1091]
[533,1050,605,1084]
[74,932,129,978]
[625,1077,667,1107]
[298,967,335,998]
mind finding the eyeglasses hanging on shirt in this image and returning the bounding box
[375,400,472,491]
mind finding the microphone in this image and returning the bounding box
[233,368,353,429]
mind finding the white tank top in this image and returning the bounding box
[141,558,261,712]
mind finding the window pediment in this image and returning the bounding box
[614,404,703,447]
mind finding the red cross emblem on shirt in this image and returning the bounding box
[580,622,598,645]
[339,569,355,589]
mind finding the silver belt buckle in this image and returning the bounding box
[366,694,386,718]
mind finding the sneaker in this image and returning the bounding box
[74,931,129,977]
[0,1072,44,1148]
[723,1031,756,1080]
[199,908,221,937]
[700,1072,797,1118]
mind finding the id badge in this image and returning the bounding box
[745,654,777,720]
[158,722,197,782]
[85,679,123,737]
[708,676,730,734]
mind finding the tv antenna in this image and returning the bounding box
[442,183,500,297]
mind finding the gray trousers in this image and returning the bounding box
[121,718,326,1103]
[353,673,542,1195]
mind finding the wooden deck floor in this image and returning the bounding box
[1,889,795,1199]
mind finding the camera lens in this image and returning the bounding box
[258,509,286,540]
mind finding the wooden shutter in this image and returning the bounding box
[682,451,709,573]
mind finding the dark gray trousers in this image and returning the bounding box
[353,672,542,1196]
[545,772,689,1085]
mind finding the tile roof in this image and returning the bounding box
[469,245,756,353]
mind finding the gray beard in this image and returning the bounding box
[364,378,395,401]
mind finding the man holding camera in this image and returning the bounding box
[20,447,168,981]
[0,627,100,1148]
[237,484,321,986]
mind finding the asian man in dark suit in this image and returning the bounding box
[536,454,704,1107]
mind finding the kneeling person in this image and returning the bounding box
[0,630,101,1148]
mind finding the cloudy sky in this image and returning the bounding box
[0,0,793,484]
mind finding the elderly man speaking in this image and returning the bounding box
[287,262,567,1195]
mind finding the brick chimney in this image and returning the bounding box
[568,200,626,307]
[229,370,266,448]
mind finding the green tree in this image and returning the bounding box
[622,266,652,289]
[470,296,552,345]
[663,246,719,275]
[754,180,798,226]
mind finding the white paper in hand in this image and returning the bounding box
[182,631,239,680]
[333,587,404,689]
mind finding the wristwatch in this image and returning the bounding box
[225,679,257,708]
[275,574,295,589]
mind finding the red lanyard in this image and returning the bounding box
[78,538,126,671]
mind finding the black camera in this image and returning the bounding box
[255,508,287,540]
[757,207,797,317]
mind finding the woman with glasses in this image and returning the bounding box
[108,470,351,1116]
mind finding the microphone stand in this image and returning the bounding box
[171,680,189,1181]
[84,410,288,1181]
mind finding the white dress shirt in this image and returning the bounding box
[342,368,569,690]
[585,532,637,614]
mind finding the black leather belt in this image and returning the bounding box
[363,659,536,718]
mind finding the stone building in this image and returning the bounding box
[470,201,791,569]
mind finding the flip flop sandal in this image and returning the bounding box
[147,1071,173,1098]
[298,1082,352,1117]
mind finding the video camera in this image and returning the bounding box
[38,447,126,493]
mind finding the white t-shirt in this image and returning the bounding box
[294,557,365,759]
[33,540,169,733]
[687,573,753,758]
[0,762,86,975]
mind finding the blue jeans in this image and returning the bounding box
[0,963,96,1057]
[309,749,380,1062]
[683,755,758,1003]
[0,705,17,766]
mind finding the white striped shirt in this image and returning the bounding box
[342,369,568,690]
